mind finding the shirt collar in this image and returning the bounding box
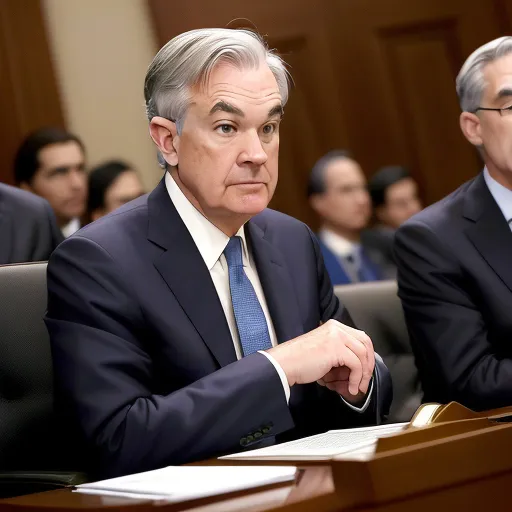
[165,172,249,270]
[319,228,359,259]
[61,217,80,238]
[483,167,512,224]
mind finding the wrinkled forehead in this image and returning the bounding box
[192,61,282,109]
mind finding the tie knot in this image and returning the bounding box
[224,236,243,267]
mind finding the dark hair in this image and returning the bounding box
[368,166,412,208]
[307,150,352,197]
[87,160,133,214]
[13,127,85,185]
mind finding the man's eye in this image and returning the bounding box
[262,124,275,135]
[216,124,235,134]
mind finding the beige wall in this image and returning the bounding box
[42,0,161,190]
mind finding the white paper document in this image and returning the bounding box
[220,423,408,461]
[75,465,297,502]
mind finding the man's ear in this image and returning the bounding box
[309,194,325,217]
[149,117,180,167]
[460,112,483,146]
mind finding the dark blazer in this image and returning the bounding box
[45,179,391,478]
[395,172,512,411]
[0,183,63,265]
[319,240,386,285]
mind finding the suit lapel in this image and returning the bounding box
[0,190,12,263]
[147,180,236,367]
[464,173,512,294]
[246,219,304,344]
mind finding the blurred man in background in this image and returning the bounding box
[363,166,422,270]
[0,183,62,264]
[86,160,145,222]
[395,37,512,410]
[14,127,87,238]
[308,150,392,285]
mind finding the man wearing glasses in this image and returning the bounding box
[394,37,512,412]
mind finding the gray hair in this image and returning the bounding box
[307,150,353,197]
[144,28,290,136]
[456,36,512,112]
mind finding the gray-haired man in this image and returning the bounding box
[395,37,512,411]
[45,28,391,478]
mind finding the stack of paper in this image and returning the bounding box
[220,423,408,461]
[75,465,297,502]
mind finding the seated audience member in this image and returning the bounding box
[308,151,392,285]
[45,28,391,478]
[14,127,87,238]
[395,37,512,410]
[363,166,422,271]
[87,160,145,222]
[0,183,63,264]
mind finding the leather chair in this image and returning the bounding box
[335,281,422,423]
[0,262,87,498]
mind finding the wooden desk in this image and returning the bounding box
[2,464,512,512]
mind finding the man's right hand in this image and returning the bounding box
[266,319,375,401]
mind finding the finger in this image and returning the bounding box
[339,325,376,374]
[336,345,363,396]
[336,324,374,391]
[322,366,350,383]
[336,331,371,394]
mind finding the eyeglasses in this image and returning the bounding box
[474,105,512,117]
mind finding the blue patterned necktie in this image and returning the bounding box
[223,236,272,357]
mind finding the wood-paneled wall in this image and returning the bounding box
[148,0,512,229]
[0,0,65,185]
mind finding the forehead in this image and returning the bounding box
[38,142,84,168]
[387,177,417,198]
[193,61,281,108]
[324,159,365,186]
[482,53,512,96]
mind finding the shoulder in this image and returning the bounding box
[0,183,51,216]
[399,177,474,234]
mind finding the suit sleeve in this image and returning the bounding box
[394,219,512,410]
[306,227,392,423]
[45,236,294,478]
[31,199,63,261]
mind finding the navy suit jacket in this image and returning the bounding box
[395,173,512,411]
[0,183,62,264]
[319,240,384,285]
[46,179,391,478]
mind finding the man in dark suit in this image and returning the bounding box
[395,36,512,411]
[46,28,391,479]
[308,151,392,285]
[0,183,62,264]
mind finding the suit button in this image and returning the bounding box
[254,431,263,438]
[262,427,270,434]
[240,437,248,447]
[246,435,255,443]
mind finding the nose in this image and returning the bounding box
[69,169,86,191]
[237,130,268,167]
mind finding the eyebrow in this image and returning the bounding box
[268,104,284,119]
[497,87,512,100]
[209,101,244,117]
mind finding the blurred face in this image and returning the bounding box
[150,62,282,235]
[104,170,144,214]
[311,158,371,234]
[460,52,512,188]
[377,177,422,229]
[23,141,87,227]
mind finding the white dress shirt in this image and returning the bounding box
[61,217,81,238]
[165,173,370,411]
[484,167,512,231]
